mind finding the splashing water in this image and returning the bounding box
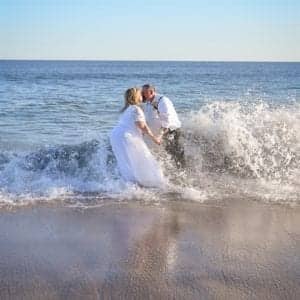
[0,101,299,207]
[183,101,300,203]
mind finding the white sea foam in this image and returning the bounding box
[0,101,299,206]
[182,101,300,204]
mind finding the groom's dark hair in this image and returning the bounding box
[142,84,155,91]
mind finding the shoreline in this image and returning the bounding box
[0,200,299,299]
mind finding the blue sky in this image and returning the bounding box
[1,0,299,61]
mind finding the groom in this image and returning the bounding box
[142,84,185,168]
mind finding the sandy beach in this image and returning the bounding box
[0,200,299,300]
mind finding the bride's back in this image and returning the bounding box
[116,105,143,134]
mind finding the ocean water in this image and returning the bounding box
[0,60,299,206]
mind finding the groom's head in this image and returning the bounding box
[142,84,156,102]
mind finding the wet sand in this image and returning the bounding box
[0,200,299,300]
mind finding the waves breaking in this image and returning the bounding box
[184,101,300,179]
[1,101,299,206]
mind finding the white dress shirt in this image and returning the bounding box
[143,94,181,148]
[143,99,162,136]
[154,94,181,131]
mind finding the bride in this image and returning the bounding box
[110,87,165,187]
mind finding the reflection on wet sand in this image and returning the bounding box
[0,201,299,300]
[101,210,181,299]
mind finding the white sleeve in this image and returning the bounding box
[157,97,172,128]
[134,106,146,122]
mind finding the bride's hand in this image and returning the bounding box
[152,136,161,145]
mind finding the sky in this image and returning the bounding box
[0,0,299,61]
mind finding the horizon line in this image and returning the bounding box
[0,58,299,63]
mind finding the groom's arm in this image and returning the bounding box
[157,97,172,129]
[157,97,173,140]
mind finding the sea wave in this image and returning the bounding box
[183,101,300,180]
[0,101,299,206]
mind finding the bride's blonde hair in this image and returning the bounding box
[121,87,141,112]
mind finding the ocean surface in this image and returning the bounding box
[0,60,299,206]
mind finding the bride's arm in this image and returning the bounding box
[135,121,161,145]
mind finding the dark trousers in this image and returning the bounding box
[164,128,185,168]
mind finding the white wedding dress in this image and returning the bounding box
[110,105,165,187]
